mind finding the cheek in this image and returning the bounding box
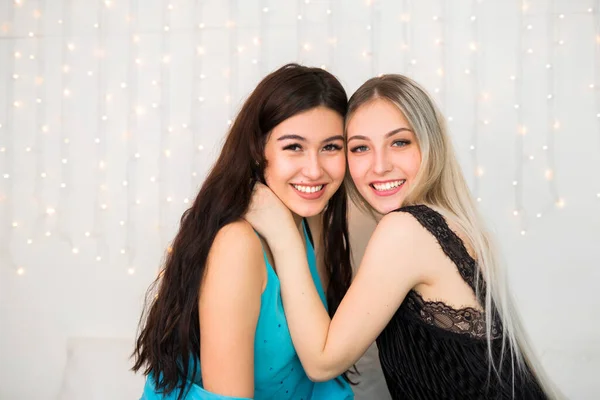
[406,150,422,179]
[348,155,369,184]
[324,154,346,182]
[263,154,289,188]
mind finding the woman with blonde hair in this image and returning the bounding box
[245,74,560,399]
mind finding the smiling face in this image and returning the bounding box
[263,106,346,218]
[346,99,422,214]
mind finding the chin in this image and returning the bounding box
[363,196,404,215]
[285,200,327,218]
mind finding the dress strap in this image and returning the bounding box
[394,205,484,300]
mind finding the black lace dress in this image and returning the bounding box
[376,205,547,400]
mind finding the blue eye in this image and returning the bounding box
[392,140,410,147]
[350,145,368,153]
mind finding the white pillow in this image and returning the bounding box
[57,337,145,400]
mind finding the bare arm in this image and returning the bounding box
[199,220,264,397]
[268,212,427,381]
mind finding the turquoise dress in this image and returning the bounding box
[141,221,354,400]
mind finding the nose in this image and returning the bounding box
[302,152,324,181]
[372,149,392,175]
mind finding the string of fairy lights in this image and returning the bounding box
[470,0,481,202]
[57,0,74,251]
[513,0,526,233]
[437,1,448,113]
[1,1,598,276]
[92,0,109,262]
[594,0,600,201]
[157,0,172,268]
[3,1,17,273]
[190,0,205,193]
[124,0,139,275]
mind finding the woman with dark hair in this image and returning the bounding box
[132,64,355,400]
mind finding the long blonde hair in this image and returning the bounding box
[345,75,560,399]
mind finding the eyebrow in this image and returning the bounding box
[277,134,344,143]
[347,127,412,142]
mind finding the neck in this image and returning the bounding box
[292,212,304,236]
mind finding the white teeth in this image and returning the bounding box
[293,184,324,193]
[372,180,405,191]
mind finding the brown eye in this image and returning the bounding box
[283,143,302,151]
[323,144,343,152]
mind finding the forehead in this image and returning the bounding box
[270,106,343,139]
[347,99,410,138]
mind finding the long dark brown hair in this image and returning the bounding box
[132,63,354,398]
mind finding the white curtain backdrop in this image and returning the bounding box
[1,0,599,399]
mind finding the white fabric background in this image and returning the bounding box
[1,0,599,399]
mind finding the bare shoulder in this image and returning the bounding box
[212,220,263,257]
[205,220,265,284]
[368,210,442,269]
[373,210,430,244]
